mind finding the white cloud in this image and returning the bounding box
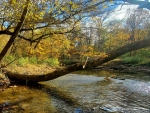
[104,4,138,23]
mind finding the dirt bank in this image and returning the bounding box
[95,59,150,74]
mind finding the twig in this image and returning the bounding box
[83,57,89,69]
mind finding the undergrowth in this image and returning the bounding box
[2,55,60,67]
[121,48,150,66]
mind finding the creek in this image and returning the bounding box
[1,70,150,113]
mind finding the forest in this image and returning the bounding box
[0,0,150,81]
[0,0,150,112]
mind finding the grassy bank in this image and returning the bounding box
[2,55,60,67]
[2,48,150,74]
[120,49,150,66]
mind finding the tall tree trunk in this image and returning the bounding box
[0,0,29,61]
[5,37,150,82]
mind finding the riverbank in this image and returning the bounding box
[1,60,150,113]
[94,59,150,74]
[3,59,150,77]
[5,64,57,75]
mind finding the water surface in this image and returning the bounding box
[45,70,150,113]
[1,70,150,113]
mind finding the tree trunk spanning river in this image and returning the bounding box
[4,37,150,82]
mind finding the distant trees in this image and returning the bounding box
[125,8,150,56]
[58,7,150,60]
[101,8,150,54]
[126,8,150,42]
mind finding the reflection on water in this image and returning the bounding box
[1,70,149,113]
[0,85,57,113]
[45,70,150,113]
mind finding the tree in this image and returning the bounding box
[0,0,30,61]
[93,17,107,52]
[125,8,150,56]
[5,37,150,82]
[125,8,150,42]
[0,0,117,62]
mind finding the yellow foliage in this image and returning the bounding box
[9,0,16,5]
[0,35,10,52]
[32,34,71,58]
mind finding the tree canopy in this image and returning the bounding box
[0,0,118,61]
[0,0,150,82]
[0,0,149,65]
[0,0,113,40]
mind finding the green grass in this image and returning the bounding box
[3,55,16,64]
[3,48,150,67]
[44,58,59,66]
[121,49,150,66]
[28,57,38,64]
[2,55,60,67]
[17,57,29,66]
[121,56,143,65]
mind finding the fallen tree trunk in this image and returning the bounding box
[5,38,150,82]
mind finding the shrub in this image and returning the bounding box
[45,58,59,66]
[137,49,150,58]
[28,57,38,64]
[17,57,29,66]
[2,54,61,67]
[3,55,16,64]
[121,56,143,65]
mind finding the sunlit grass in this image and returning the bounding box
[2,55,60,67]
[5,64,56,75]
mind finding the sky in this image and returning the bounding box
[104,4,138,23]
[118,0,150,9]
[99,0,150,24]
[82,0,150,28]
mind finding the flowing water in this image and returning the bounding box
[1,70,150,113]
[44,70,150,113]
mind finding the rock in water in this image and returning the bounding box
[74,108,84,113]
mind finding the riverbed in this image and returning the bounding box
[1,70,150,113]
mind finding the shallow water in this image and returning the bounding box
[45,70,150,113]
[1,70,150,113]
[0,85,57,113]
